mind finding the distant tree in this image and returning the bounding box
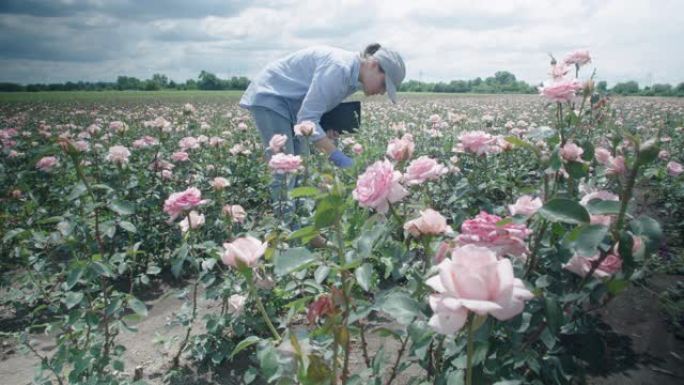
[0,82,24,91]
[198,70,221,90]
[612,81,639,95]
[651,83,672,96]
[151,73,169,89]
[596,80,608,93]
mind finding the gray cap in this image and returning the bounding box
[373,47,405,104]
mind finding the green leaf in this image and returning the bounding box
[380,291,422,325]
[355,263,373,292]
[585,199,621,215]
[287,225,318,241]
[544,296,562,335]
[65,267,83,290]
[539,199,590,225]
[230,336,261,359]
[607,278,630,295]
[67,182,88,201]
[565,161,588,179]
[119,220,137,233]
[314,265,330,284]
[636,139,659,167]
[127,296,148,317]
[568,224,609,256]
[629,216,663,255]
[2,228,27,243]
[273,247,316,276]
[64,292,84,309]
[109,199,135,216]
[581,141,595,162]
[91,261,113,277]
[289,186,320,198]
[314,194,345,229]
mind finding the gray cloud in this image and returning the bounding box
[0,0,682,86]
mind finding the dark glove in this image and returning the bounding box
[328,149,353,168]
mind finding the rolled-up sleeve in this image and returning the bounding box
[297,65,350,142]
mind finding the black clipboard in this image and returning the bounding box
[320,101,361,133]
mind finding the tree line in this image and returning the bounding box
[1,70,682,97]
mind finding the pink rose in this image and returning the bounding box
[352,159,408,214]
[550,63,569,80]
[404,156,448,185]
[457,211,532,258]
[508,195,543,217]
[563,253,622,278]
[386,137,415,162]
[294,121,316,137]
[667,161,683,176]
[563,50,592,66]
[223,204,247,223]
[36,156,59,172]
[108,121,128,133]
[211,177,230,190]
[539,80,583,103]
[179,136,200,151]
[268,153,303,174]
[457,131,495,155]
[606,155,627,176]
[594,147,612,165]
[179,211,205,233]
[560,142,584,162]
[426,245,534,335]
[658,150,670,160]
[352,143,363,155]
[221,236,267,269]
[163,187,208,221]
[171,151,189,162]
[434,240,454,264]
[403,208,453,237]
[106,145,131,165]
[269,134,288,153]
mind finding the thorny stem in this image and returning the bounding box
[249,276,281,342]
[384,333,410,385]
[172,277,199,368]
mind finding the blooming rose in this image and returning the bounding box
[658,150,670,160]
[106,145,131,165]
[163,187,208,221]
[183,103,196,115]
[179,210,205,233]
[109,121,128,133]
[352,143,363,155]
[403,209,453,237]
[560,142,584,162]
[221,236,267,269]
[539,80,583,103]
[223,204,247,223]
[211,177,230,190]
[294,121,316,136]
[563,50,592,66]
[352,159,408,214]
[171,151,189,162]
[606,155,627,176]
[563,253,622,278]
[457,211,532,258]
[457,131,495,155]
[268,153,303,174]
[386,137,415,162]
[427,245,534,335]
[36,156,59,172]
[404,156,448,185]
[269,134,288,153]
[508,195,543,217]
[667,161,683,176]
[594,147,612,165]
[178,136,200,151]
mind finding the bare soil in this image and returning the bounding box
[1,273,682,385]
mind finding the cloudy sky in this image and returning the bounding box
[1,0,682,87]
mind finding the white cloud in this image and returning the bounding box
[0,0,682,86]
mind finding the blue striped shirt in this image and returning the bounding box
[239,46,361,141]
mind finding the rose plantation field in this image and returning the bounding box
[1,69,684,385]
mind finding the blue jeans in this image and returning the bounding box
[249,106,309,226]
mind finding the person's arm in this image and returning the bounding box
[297,64,354,167]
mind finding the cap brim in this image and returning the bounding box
[385,77,397,104]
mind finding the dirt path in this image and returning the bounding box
[2,274,682,384]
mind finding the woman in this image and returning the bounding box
[239,43,406,224]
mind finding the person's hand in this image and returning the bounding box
[328,149,353,168]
